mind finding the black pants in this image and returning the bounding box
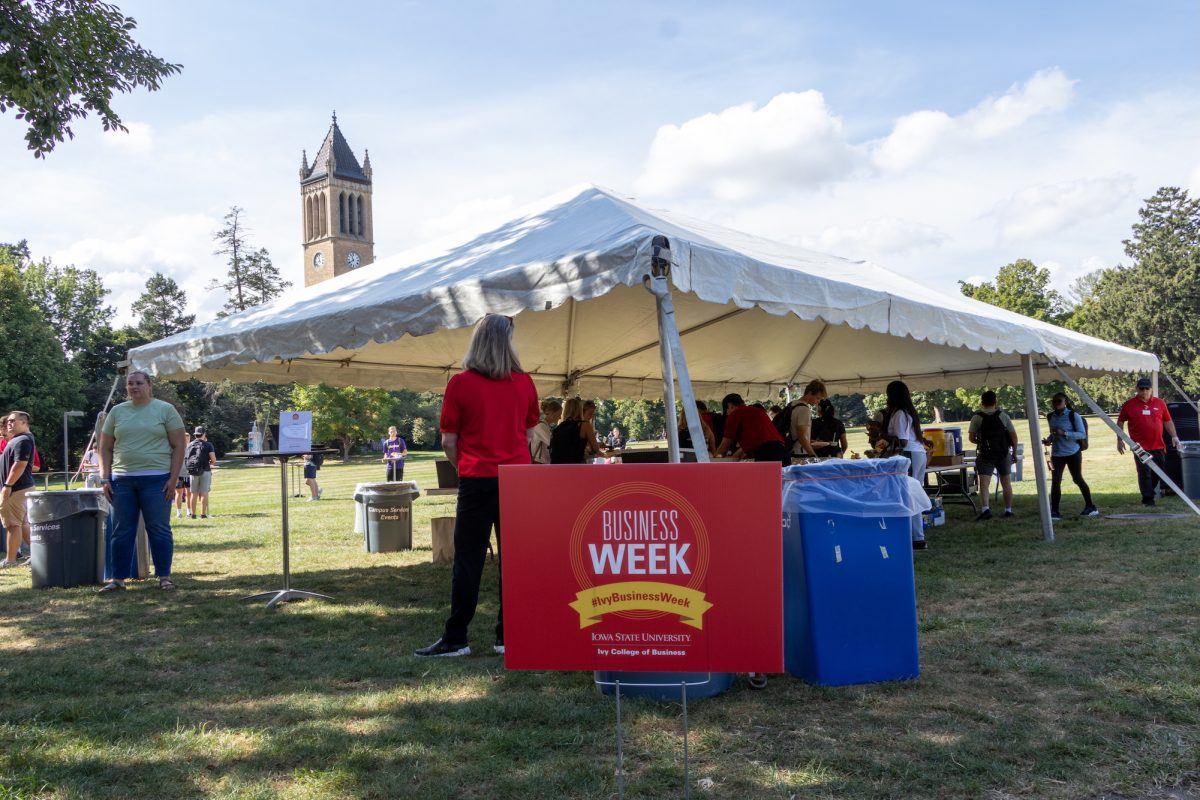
[386,460,404,482]
[443,477,501,644]
[1134,448,1166,503]
[1050,452,1093,513]
[752,440,787,464]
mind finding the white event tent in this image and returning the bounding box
[129,185,1162,539]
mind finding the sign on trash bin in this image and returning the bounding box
[500,463,784,673]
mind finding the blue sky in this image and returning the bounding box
[2,1,1198,325]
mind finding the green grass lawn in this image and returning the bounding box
[0,442,1197,799]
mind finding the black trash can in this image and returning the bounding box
[1178,441,1200,501]
[27,489,108,588]
[354,482,421,552]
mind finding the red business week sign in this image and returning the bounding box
[500,463,783,672]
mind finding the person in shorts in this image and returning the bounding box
[969,390,1019,520]
[185,426,217,519]
[303,453,322,500]
[0,411,36,568]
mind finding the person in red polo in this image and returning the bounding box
[416,314,540,658]
[715,393,787,464]
[1116,377,1181,506]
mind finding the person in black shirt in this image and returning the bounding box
[0,411,36,567]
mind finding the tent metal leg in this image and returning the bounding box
[644,236,710,464]
[1163,371,1200,415]
[1021,355,1054,542]
[1053,363,1200,518]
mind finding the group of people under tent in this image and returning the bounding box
[421,317,1194,670]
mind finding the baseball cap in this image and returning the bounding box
[194,425,206,435]
[1136,378,1152,389]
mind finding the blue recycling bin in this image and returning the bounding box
[781,457,920,686]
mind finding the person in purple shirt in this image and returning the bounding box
[382,425,408,481]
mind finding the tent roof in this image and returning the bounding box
[130,185,1157,397]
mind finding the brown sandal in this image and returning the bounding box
[97,581,125,594]
[158,577,176,591]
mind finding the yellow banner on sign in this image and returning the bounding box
[570,581,712,629]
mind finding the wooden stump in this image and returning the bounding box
[431,517,455,563]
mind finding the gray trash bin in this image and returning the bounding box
[27,489,108,588]
[1179,441,1200,501]
[353,482,421,552]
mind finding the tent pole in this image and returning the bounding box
[1021,355,1054,542]
[787,322,830,387]
[1053,364,1200,518]
[1152,370,1159,397]
[644,236,708,464]
[561,298,578,396]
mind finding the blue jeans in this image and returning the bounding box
[110,473,174,580]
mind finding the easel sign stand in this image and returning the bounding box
[601,676,701,800]
[609,235,709,799]
[227,448,338,609]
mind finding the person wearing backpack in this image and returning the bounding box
[184,426,217,519]
[1045,392,1098,519]
[780,379,827,458]
[968,391,1018,521]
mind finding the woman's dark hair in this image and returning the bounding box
[818,398,836,419]
[883,380,922,438]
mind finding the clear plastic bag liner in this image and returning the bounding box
[782,457,930,518]
[353,481,421,503]
[25,489,108,523]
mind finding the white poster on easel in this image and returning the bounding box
[279,411,313,453]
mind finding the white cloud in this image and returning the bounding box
[51,214,222,326]
[871,68,1076,173]
[870,110,954,172]
[800,217,949,257]
[103,121,155,154]
[991,175,1135,241]
[964,68,1076,138]
[634,91,857,200]
[416,195,519,241]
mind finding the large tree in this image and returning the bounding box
[0,264,83,467]
[0,0,181,157]
[1075,187,1200,394]
[132,272,194,341]
[958,258,1069,323]
[19,258,113,358]
[289,384,391,460]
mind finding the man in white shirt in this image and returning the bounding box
[787,380,828,457]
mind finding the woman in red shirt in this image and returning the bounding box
[416,314,540,658]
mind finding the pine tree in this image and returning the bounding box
[132,272,194,341]
[211,208,291,317]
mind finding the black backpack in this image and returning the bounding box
[1072,410,1089,451]
[550,419,587,464]
[184,441,206,476]
[772,400,805,451]
[977,410,1012,458]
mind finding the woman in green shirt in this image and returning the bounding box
[97,371,186,592]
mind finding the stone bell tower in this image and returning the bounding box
[300,112,375,286]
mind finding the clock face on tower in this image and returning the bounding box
[346,251,361,268]
[312,252,325,269]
